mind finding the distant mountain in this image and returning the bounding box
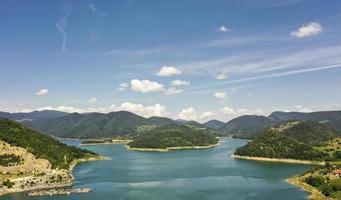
[0,110,68,121]
[128,124,219,149]
[269,110,341,122]
[203,119,225,130]
[25,111,220,139]
[219,110,341,139]
[234,121,337,161]
[219,115,276,139]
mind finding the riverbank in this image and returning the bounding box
[80,139,133,146]
[287,176,331,200]
[125,142,220,152]
[0,156,109,197]
[231,155,325,165]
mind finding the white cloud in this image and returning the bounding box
[110,102,168,117]
[157,66,182,76]
[214,92,227,99]
[220,106,235,115]
[130,79,165,93]
[215,73,227,80]
[200,111,214,119]
[178,107,197,121]
[295,105,313,112]
[219,26,231,32]
[36,106,85,113]
[56,5,73,53]
[165,87,184,95]
[170,80,190,86]
[117,82,129,91]
[36,89,48,96]
[291,22,322,38]
[88,97,97,103]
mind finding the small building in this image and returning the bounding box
[332,169,341,177]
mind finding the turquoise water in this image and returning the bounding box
[1,138,311,200]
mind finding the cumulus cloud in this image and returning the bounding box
[214,92,227,99]
[215,73,227,80]
[220,106,235,115]
[157,66,182,76]
[295,105,313,112]
[88,97,97,103]
[178,107,197,121]
[117,82,129,91]
[200,111,214,119]
[165,87,184,95]
[291,22,322,38]
[36,106,85,113]
[110,102,168,117]
[130,79,165,93]
[219,26,231,32]
[36,89,48,96]
[170,80,190,86]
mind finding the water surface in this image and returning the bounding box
[1,138,311,200]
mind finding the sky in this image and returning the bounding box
[1,0,341,122]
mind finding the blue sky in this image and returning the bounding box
[1,0,341,122]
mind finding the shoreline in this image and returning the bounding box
[125,142,220,152]
[80,139,133,146]
[0,156,110,197]
[231,155,325,165]
[287,176,331,200]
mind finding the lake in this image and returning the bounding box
[1,138,311,200]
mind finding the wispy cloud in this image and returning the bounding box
[88,2,106,16]
[104,46,167,57]
[56,2,73,53]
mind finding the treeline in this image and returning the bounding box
[0,118,97,169]
[128,124,218,149]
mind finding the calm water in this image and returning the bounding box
[1,138,312,200]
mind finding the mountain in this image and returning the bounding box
[269,110,341,122]
[128,124,219,149]
[0,118,96,169]
[203,120,225,130]
[25,111,220,139]
[219,110,341,139]
[219,115,276,138]
[27,111,150,139]
[234,121,338,161]
[0,110,68,122]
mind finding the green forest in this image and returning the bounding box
[0,118,97,169]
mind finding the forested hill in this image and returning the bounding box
[23,111,220,139]
[0,118,96,169]
[128,124,219,149]
[234,121,340,161]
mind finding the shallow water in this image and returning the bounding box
[1,138,311,200]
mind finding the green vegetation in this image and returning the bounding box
[128,124,218,149]
[0,118,97,169]
[0,154,22,166]
[235,121,339,161]
[2,179,15,189]
[302,165,341,199]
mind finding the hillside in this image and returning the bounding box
[219,110,341,139]
[127,124,219,150]
[219,115,276,138]
[0,110,68,122]
[0,118,96,169]
[203,120,225,130]
[234,121,339,161]
[25,111,219,139]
